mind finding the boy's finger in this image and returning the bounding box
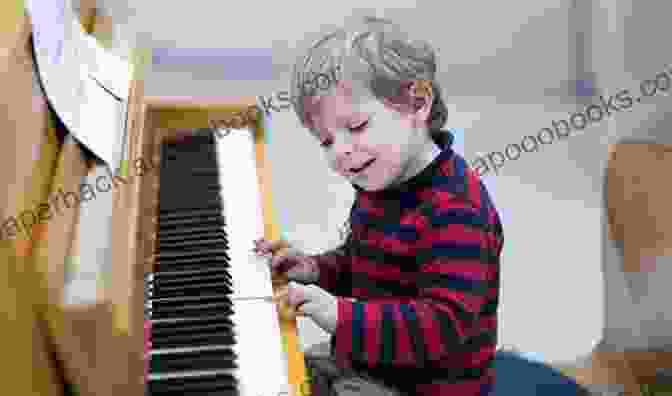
[253,239,290,254]
[270,254,298,272]
[252,238,272,253]
[286,282,309,307]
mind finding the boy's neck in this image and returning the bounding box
[397,137,442,186]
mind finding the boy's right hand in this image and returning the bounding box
[252,238,319,284]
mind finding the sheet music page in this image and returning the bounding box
[26,0,130,173]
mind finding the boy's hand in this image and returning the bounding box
[285,281,338,334]
[252,238,319,284]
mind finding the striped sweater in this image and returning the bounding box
[311,131,503,396]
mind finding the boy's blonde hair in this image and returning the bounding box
[290,16,448,136]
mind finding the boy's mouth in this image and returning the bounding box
[350,158,375,173]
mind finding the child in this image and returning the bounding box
[254,16,503,396]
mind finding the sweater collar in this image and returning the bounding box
[352,130,455,198]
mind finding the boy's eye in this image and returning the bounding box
[350,120,369,132]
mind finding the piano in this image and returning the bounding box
[137,98,309,396]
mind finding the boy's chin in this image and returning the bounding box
[352,179,389,192]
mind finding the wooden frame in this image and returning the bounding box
[131,95,309,396]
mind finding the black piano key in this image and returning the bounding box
[151,299,233,318]
[159,204,223,217]
[158,223,225,235]
[150,290,232,303]
[156,247,229,260]
[153,271,231,285]
[151,332,237,349]
[153,267,231,279]
[154,259,231,272]
[151,267,231,279]
[157,215,225,229]
[157,241,228,252]
[156,251,230,264]
[150,295,233,311]
[157,239,228,252]
[159,182,221,192]
[151,319,234,337]
[162,147,217,157]
[158,208,224,221]
[151,282,233,297]
[162,145,216,156]
[158,198,224,213]
[157,231,227,244]
[158,190,221,203]
[154,265,233,284]
[151,313,234,329]
[154,274,232,289]
[157,224,226,238]
[148,372,238,396]
[159,169,221,179]
[150,348,237,373]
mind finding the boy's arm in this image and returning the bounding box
[308,242,351,296]
[332,193,504,369]
[309,203,356,296]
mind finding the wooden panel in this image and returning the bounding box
[567,348,642,396]
[606,143,672,272]
[0,8,66,396]
[107,74,148,393]
[144,100,309,396]
[604,142,672,388]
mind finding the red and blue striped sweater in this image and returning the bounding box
[310,130,503,396]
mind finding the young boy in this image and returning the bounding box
[254,16,503,396]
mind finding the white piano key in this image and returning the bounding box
[231,298,290,396]
[216,128,275,299]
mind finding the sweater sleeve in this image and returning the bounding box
[333,196,503,369]
[309,242,352,296]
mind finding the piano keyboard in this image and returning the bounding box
[146,130,290,396]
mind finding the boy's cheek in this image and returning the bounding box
[327,158,347,177]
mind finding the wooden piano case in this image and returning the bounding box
[1,3,149,395]
[135,95,310,396]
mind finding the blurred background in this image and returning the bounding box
[80,0,672,377]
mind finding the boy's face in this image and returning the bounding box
[306,80,435,191]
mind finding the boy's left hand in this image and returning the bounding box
[286,281,338,334]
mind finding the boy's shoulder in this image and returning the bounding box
[432,149,487,208]
[427,149,502,230]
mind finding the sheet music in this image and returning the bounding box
[26,0,131,173]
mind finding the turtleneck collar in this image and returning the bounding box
[352,129,455,199]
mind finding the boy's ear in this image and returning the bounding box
[409,79,434,120]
